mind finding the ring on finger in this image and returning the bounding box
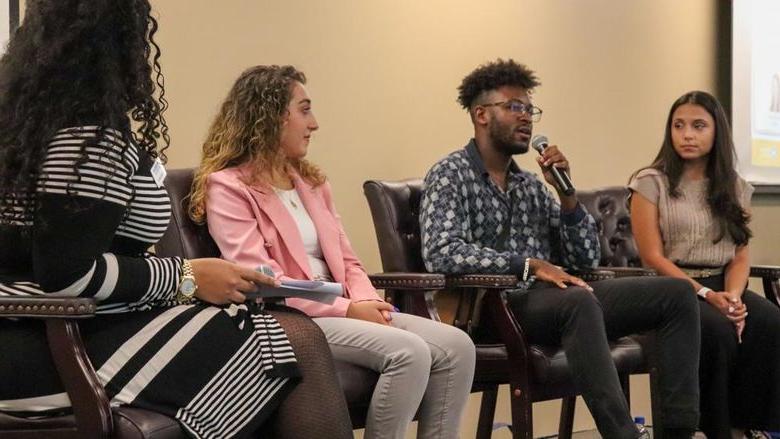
[728,305,735,313]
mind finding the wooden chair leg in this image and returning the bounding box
[510,385,533,439]
[635,333,663,438]
[620,374,631,411]
[557,396,576,439]
[476,386,498,439]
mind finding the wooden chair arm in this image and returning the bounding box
[750,264,780,307]
[0,297,96,318]
[441,275,534,387]
[0,296,112,437]
[596,267,657,278]
[368,273,445,321]
[368,272,445,291]
[750,264,780,280]
[46,319,113,437]
[482,291,533,392]
[567,269,616,282]
[445,274,519,289]
[442,268,617,289]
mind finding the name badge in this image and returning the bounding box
[151,158,167,188]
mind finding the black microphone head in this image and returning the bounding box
[531,135,548,153]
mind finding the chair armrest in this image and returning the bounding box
[369,273,445,321]
[368,273,445,290]
[750,265,780,280]
[444,268,617,288]
[0,297,96,318]
[445,274,519,289]
[46,318,113,437]
[0,296,111,436]
[597,267,657,278]
[750,265,780,308]
[568,269,615,281]
[440,274,540,380]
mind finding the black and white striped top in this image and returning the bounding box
[0,126,182,313]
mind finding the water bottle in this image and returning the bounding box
[634,416,648,437]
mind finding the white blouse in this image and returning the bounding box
[273,187,332,279]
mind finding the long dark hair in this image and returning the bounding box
[639,91,751,245]
[0,0,169,222]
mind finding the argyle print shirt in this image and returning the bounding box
[420,139,600,289]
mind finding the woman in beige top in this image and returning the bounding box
[629,91,780,439]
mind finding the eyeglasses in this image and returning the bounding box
[480,100,543,122]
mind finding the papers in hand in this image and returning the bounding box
[247,265,343,304]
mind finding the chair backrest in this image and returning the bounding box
[362,180,641,269]
[577,186,641,267]
[362,179,426,273]
[155,168,221,259]
[364,178,488,328]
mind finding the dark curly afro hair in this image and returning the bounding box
[0,0,168,223]
[457,59,541,110]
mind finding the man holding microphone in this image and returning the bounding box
[420,59,700,439]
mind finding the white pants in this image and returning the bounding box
[314,313,476,439]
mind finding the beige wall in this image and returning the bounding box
[148,1,779,436]
[151,0,728,278]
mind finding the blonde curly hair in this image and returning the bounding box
[189,65,324,223]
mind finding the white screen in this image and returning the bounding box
[0,2,10,56]
[733,0,780,189]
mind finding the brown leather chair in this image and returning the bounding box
[0,296,186,439]
[154,168,445,429]
[363,179,645,439]
[577,186,780,307]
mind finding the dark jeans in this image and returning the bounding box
[696,276,780,438]
[507,276,701,439]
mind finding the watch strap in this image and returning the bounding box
[177,259,197,303]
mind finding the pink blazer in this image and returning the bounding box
[205,165,381,317]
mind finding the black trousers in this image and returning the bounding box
[507,276,700,439]
[696,275,780,439]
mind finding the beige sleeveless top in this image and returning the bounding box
[628,168,753,267]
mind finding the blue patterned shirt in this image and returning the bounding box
[420,139,600,288]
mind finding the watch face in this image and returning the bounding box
[180,278,197,296]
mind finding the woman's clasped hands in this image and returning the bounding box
[706,291,748,342]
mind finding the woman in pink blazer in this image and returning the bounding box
[190,65,475,439]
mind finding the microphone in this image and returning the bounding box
[531,135,575,196]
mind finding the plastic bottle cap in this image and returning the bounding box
[633,416,645,425]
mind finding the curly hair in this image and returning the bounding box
[189,65,325,224]
[636,91,752,245]
[0,0,169,223]
[457,59,541,110]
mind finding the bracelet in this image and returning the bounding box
[522,257,531,282]
[696,286,712,299]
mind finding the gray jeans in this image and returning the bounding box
[314,313,476,439]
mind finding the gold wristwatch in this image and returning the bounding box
[177,259,197,303]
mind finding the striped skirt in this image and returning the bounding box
[0,302,300,438]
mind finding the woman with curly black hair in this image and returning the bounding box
[0,2,352,438]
